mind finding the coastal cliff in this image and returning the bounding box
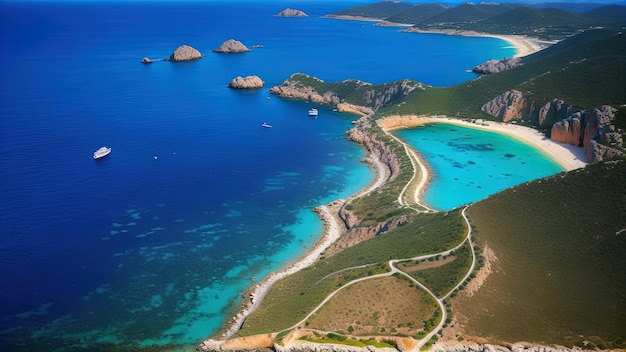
[269,73,424,115]
[551,105,624,162]
[482,91,576,126]
[269,74,345,106]
[482,91,624,162]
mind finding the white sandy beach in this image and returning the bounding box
[401,28,549,58]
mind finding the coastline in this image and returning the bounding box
[377,114,588,171]
[205,17,581,351]
[213,149,390,342]
[401,28,550,58]
[323,15,550,58]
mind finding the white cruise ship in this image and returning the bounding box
[93,146,111,159]
[308,108,318,117]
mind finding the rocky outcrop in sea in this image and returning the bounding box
[168,44,202,61]
[213,39,252,53]
[141,57,152,64]
[472,57,521,74]
[276,8,308,17]
[228,75,264,89]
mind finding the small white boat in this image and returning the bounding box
[308,108,318,117]
[93,146,111,159]
[262,122,272,128]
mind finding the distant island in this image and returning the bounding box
[276,8,308,17]
[199,2,626,352]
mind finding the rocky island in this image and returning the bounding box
[275,8,308,17]
[228,75,265,89]
[167,44,202,61]
[213,39,252,53]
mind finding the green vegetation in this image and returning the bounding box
[380,29,626,125]
[398,241,473,298]
[236,210,466,336]
[457,160,626,348]
[306,276,437,337]
[330,1,626,40]
[224,13,626,349]
[300,332,396,348]
[328,1,414,19]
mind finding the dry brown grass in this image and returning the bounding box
[305,276,437,336]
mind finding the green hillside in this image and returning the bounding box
[384,3,449,25]
[458,160,626,348]
[328,2,626,40]
[584,4,626,25]
[326,1,414,19]
[463,7,588,38]
[381,29,626,122]
[415,3,520,27]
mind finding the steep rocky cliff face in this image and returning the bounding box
[481,89,528,122]
[328,213,408,254]
[483,91,623,162]
[362,80,423,111]
[346,127,400,179]
[481,91,572,126]
[269,76,343,105]
[269,74,422,114]
[551,105,624,162]
[472,57,521,75]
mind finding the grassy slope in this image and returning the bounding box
[385,3,449,25]
[236,210,467,336]
[327,1,414,19]
[379,29,626,122]
[457,160,626,348]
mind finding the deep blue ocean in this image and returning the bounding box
[0,1,517,350]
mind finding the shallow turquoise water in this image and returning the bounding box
[395,123,565,211]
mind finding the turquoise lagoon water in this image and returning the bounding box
[0,1,524,351]
[395,124,566,211]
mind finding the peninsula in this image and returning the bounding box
[200,2,625,351]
